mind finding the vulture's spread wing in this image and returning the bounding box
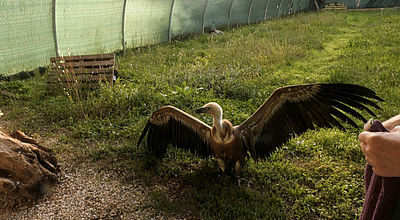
[137,106,213,157]
[237,83,383,159]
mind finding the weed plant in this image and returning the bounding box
[1,9,399,219]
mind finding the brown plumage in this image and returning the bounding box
[137,83,383,174]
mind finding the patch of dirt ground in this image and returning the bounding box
[0,157,161,220]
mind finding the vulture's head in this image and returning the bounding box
[195,102,223,119]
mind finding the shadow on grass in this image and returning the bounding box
[130,150,286,220]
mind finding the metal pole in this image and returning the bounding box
[248,0,255,25]
[228,0,234,29]
[298,0,303,12]
[278,0,283,17]
[264,0,271,20]
[52,0,59,57]
[168,0,176,42]
[202,0,209,34]
[122,0,128,51]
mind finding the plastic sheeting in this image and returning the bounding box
[1,0,398,76]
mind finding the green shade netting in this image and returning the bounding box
[230,0,252,25]
[297,0,312,11]
[204,0,231,29]
[365,0,400,7]
[125,0,172,48]
[171,0,206,37]
[357,0,370,8]
[265,0,281,19]
[340,0,358,9]
[279,0,294,15]
[55,0,124,56]
[292,0,303,12]
[250,0,269,23]
[337,0,400,8]
[0,0,55,76]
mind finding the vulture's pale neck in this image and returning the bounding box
[212,107,223,132]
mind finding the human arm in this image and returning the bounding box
[382,114,400,131]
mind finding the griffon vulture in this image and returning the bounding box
[137,83,382,174]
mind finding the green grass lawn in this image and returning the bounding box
[1,8,400,219]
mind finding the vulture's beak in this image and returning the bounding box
[195,107,207,114]
[364,118,374,131]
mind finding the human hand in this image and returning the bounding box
[359,125,400,177]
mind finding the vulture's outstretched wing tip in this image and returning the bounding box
[238,83,382,160]
[136,121,150,148]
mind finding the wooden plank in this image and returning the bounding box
[47,82,103,89]
[51,57,114,65]
[324,3,346,9]
[47,80,111,88]
[51,60,114,68]
[49,67,114,76]
[50,53,114,62]
[47,74,111,83]
[324,6,347,10]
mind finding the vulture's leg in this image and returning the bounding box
[235,160,242,187]
[217,158,226,173]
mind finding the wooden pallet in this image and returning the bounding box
[324,3,347,10]
[48,53,115,89]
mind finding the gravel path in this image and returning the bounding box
[1,158,160,220]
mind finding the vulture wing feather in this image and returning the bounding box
[237,83,382,160]
[137,106,213,158]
